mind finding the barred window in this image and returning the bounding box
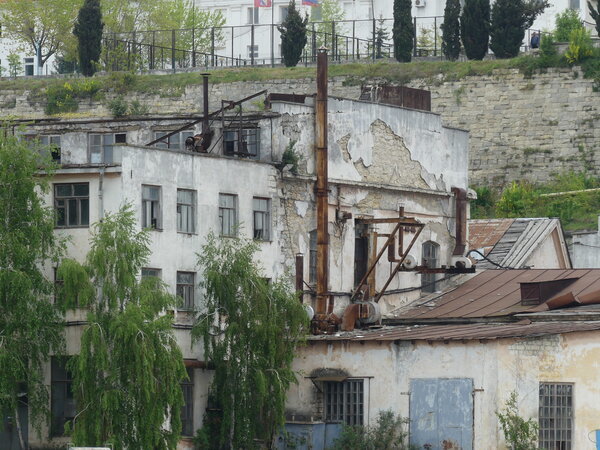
[219,194,237,237]
[177,271,195,310]
[54,183,89,228]
[539,383,573,450]
[177,189,196,234]
[324,379,364,426]
[253,197,270,240]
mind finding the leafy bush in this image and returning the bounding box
[129,100,149,115]
[45,82,79,115]
[554,9,583,42]
[497,392,538,450]
[496,181,536,217]
[565,28,594,64]
[471,186,496,218]
[108,96,129,117]
[328,410,413,450]
[282,140,301,175]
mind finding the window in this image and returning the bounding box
[181,367,194,437]
[253,197,270,240]
[154,131,194,151]
[177,271,195,310]
[41,135,61,162]
[51,357,75,437]
[142,185,161,229]
[324,379,364,426]
[55,183,89,228]
[247,45,259,59]
[421,241,439,293]
[223,128,260,158]
[247,7,259,24]
[89,133,126,164]
[539,383,573,450]
[309,230,317,284]
[354,225,369,287]
[177,189,196,234]
[24,57,34,76]
[141,267,161,279]
[569,0,580,8]
[280,6,289,22]
[219,194,237,237]
[311,6,322,20]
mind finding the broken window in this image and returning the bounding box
[89,133,126,164]
[177,271,195,310]
[421,241,439,293]
[41,135,61,162]
[309,230,317,284]
[253,197,270,241]
[142,185,162,230]
[177,189,196,234]
[223,128,260,158]
[54,183,89,228]
[154,131,194,151]
[181,367,194,437]
[219,193,238,237]
[141,267,161,279]
[51,357,75,437]
[539,383,573,450]
[324,379,364,426]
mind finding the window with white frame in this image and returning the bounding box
[142,185,161,229]
[280,6,289,22]
[177,189,196,234]
[219,193,237,237]
[89,133,126,164]
[154,131,194,151]
[24,57,34,76]
[324,379,364,426]
[247,45,259,59]
[181,367,194,436]
[539,383,573,450]
[223,128,260,158]
[41,135,61,162]
[177,271,195,310]
[247,7,259,24]
[54,183,89,228]
[253,197,270,240]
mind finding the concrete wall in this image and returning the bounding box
[288,331,600,449]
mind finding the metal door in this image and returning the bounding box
[409,378,473,450]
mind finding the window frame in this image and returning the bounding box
[247,6,259,24]
[247,45,259,59]
[176,271,196,310]
[153,130,194,151]
[280,5,289,22]
[177,189,197,234]
[141,267,162,279]
[181,367,194,437]
[324,379,364,426]
[50,356,75,437]
[54,182,90,228]
[218,193,238,237]
[141,185,162,230]
[223,127,260,158]
[252,197,271,241]
[539,382,574,450]
[40,135,61,162]
[88,132,126,164]
[421,241,440,293]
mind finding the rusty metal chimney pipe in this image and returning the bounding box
[315,49,329,317]
[201,73,210,136]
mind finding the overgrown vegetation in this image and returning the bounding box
[496,392,538,450]
[471,171,600,231]
[393,0,413,62]
[192,235,308,449]
[460,0,490,60]
[328,410,414,450]
[441,0,461,61]
[278,0,308,68]
[73,0,104,76]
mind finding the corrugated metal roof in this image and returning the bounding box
[468,219,515,255]
[392,269,600,319]
[309,321,600,342]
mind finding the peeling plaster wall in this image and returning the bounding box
[290,331,600,449]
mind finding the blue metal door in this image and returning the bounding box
[409,378,473,450]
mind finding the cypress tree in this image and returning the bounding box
[589,0,600,37]
[489,0,549,58]
[393,0,414,62]
[441,0,461,60]
[278,0,308,67]
[73,0,104,76]
[460,0,490,60]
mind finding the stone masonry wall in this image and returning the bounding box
[2,66,598,187]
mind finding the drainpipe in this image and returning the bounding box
[451,187,467,256]
[98,167,105,220]
[295,253,304,303]
[315,48,329,317]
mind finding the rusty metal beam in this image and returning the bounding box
[356,217,422,225]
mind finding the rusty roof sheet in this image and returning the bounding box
[309,321,600,342]
[392,269,600,320]
[468,219,515,254]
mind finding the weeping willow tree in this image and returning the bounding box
[59,206,186,450]
[192,234,308,449]
[0,130,64,450]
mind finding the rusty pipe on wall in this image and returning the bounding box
[315,49,329,317]
[451,187,468,256]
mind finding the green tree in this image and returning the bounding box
[74,0,104,76]
[278,0,308,67]
[489,0,549,58]
[375,17,390,59]
[554,9,584,41]
[7,53,23,78]
[589,0,600,37]
[496,181,536,217]
[312,0,346,50]
[1,0,82,75]
[442,0,461,60]
[60,206,186,449]
[0,128,64,450]
[496,392,538,450]
[460,0,490,60]
[192,234,307,449]
[393,0,414,62]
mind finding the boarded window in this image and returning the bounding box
[539,383,573,450]
[324,379,363,426]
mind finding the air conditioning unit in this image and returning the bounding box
[415,0,426,7]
